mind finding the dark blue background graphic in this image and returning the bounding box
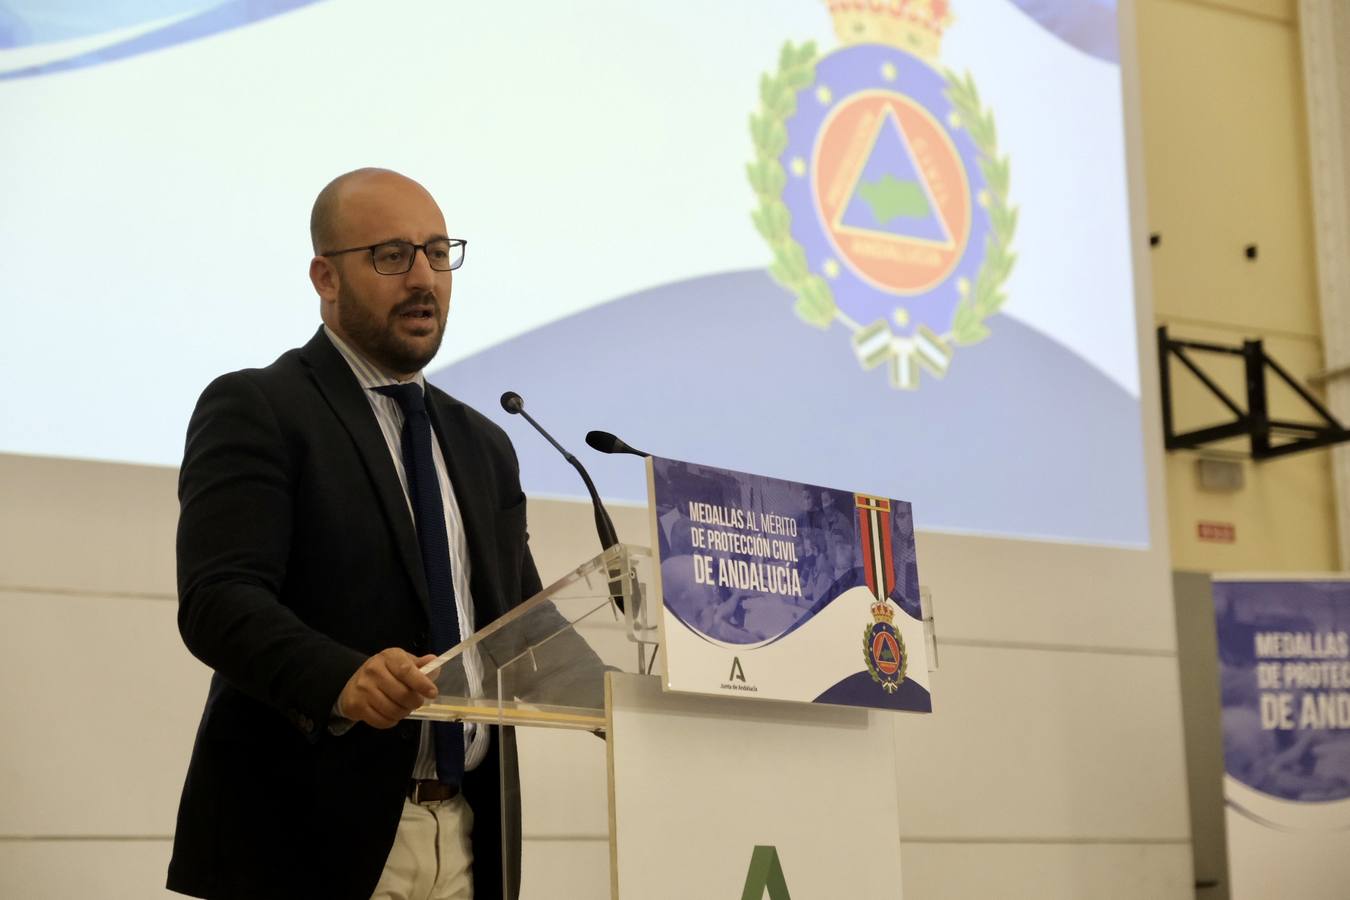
[815,670,932,713]
[1007,0,1119,63]
[429,268,1150,547]
[0,0,320,80]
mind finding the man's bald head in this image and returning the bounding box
[309,167,437,254]
[307,168,453,378]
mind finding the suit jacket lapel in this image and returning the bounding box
[298,328,430,618]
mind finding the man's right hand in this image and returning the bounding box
[336,648,439,729]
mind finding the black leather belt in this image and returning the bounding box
[408,780,460,804]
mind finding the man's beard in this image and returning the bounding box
[336,284,444,375]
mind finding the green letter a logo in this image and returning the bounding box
[730,657,747,683]
[740,845,792,900]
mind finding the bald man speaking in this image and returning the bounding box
[168,169,540,900]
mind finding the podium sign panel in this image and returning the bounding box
[647,456,932,712]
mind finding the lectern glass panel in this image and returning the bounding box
[411,544,658,900]
[413,543,656,731]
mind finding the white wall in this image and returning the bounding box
[0,454,198,898]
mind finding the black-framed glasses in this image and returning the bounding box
[321,238,467,275]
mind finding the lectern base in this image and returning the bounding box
[605,672,904,899]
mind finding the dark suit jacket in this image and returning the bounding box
[168,327,541,900]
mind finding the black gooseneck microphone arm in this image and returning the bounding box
[500,391,619,552]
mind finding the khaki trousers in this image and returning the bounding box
[371,795,474,900]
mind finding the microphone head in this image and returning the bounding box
[586,430,648,457]
[585,430,623,454]
[500,391,524,414]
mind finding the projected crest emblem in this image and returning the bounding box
[748,1,1017,389]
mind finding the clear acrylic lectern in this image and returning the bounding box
[411,543,659,899]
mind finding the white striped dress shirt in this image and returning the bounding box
[324,326,489,775]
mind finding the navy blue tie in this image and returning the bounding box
[374,382,464,787]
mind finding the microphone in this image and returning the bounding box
[585,430,649,458]
[500,392,619,553]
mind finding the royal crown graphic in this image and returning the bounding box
[749,0,1016,390]
[827,0,954,56]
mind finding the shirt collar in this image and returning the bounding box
[322,325,426,393]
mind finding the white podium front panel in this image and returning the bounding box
[606,673,903,899]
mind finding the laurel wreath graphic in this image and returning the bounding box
[747,41,1018,370]
[747,42,833,327]
[943,69,1018,345]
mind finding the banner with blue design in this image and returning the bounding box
[1213,576,1350,900]
[648,456,931,713]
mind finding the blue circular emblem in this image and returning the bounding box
[864,615,906,693]
[781,44,991,341]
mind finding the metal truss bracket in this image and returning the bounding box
[1158,325,1350,460]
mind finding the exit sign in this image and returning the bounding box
[1197,521,1236,543]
